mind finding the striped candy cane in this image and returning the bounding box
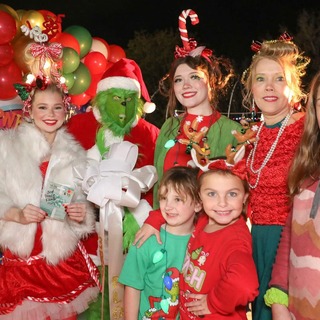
[178,9,199,51]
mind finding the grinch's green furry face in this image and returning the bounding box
[102,88,137,126]
[93,88,144,136]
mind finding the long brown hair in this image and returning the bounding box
[160,54,234,117]
[159,54,233,135]
[288,72,320,197]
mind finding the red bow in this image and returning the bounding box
[174,39,198,58]
[251,32,293,53]
[174,40,213,63]
[250,41,262,53]
[207,159,248,181]
[279,31,293,41]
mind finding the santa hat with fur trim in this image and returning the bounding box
[96,58,155,113]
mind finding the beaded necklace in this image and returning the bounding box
[246,109,293,189]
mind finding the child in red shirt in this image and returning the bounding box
[135,159,259,319]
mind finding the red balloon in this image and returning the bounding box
[85,72,102,96]
[84,51,107,75]
[70,92,91,108]
[0,43,14,66]
[0,61,22,99]
[108,44,126,63]
[0,10,17,45]
[51,32,80,55]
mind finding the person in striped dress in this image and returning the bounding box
[265,71,320,320]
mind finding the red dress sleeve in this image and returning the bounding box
[144,209,165,230]
[207,244,259,314]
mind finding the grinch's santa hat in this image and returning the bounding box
[96,58,155,113]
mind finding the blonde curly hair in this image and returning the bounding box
[242,39,310,110]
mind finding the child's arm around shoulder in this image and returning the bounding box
[133,209,165,247]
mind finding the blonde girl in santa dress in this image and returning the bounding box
[0,38,100,320]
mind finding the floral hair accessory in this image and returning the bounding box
[174,9,213,62]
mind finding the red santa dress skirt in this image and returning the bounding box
[0,162,100,319]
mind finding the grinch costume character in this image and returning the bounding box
[67,58,159,319]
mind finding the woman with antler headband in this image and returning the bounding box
[151,9,241,208]
[241,33,310,320]
[0,26,99,319]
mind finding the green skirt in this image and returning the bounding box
[251,224,283,320]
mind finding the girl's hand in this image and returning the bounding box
[20,204,47,224]
[185,293,210,317]
[133,223,161,248]
[65,203,86,222]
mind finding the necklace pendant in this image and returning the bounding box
[164,139,176,149]
[186,145,192,154]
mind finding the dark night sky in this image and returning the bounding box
[6,0,320,65]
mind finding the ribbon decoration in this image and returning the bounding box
[82,141,158,319]
[30,42,63,60]
[21,24,49,43]
[30,42,62,74]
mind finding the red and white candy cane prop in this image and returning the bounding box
[178,9,199,51]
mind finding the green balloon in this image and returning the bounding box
[68,62,91,95]
[64,25,92,58]
[63,72,75,90]
[62,47,80,74]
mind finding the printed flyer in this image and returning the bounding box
[40,181,74,220]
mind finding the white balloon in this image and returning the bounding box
[90,38,109,60]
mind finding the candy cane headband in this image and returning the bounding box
[174,9,213,61]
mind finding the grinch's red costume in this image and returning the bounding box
[67,58,159,320]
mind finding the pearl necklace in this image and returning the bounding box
[246,109,293,189]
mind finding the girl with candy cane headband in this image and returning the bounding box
[152,9,241,208]
[0,25,100,319]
